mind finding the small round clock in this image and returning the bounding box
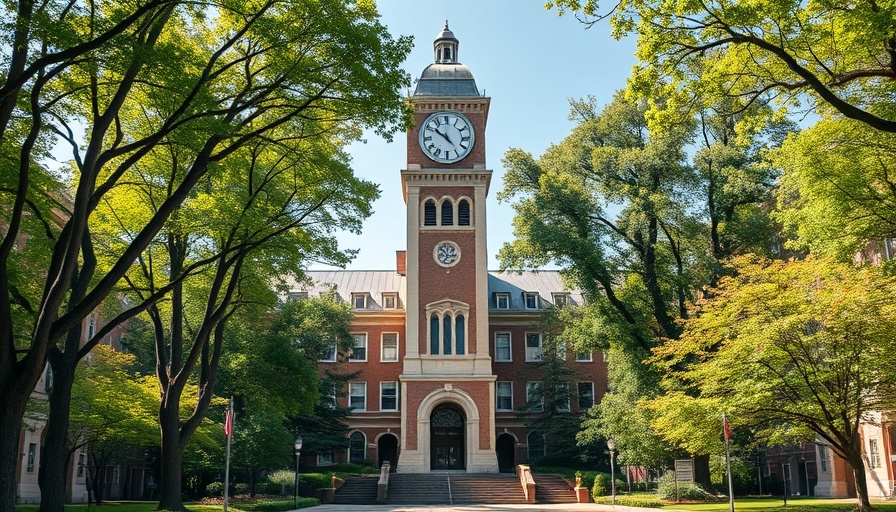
[419,111,475,164]
[434,241,461,267]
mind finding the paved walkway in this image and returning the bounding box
[308,504,666,512]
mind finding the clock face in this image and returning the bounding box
[434,241,461,267]
[419,111,475,163]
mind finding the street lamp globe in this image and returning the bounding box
[294,435,303,453]
[607,438,615,451]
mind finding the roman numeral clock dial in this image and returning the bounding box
[419,111,475,163]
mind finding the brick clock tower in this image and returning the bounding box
[398,24,499,473]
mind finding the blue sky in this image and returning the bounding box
[327,1,638,269]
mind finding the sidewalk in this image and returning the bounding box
[309,504,666,512]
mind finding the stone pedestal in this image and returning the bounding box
[575,486,590,503]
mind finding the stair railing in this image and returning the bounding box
[516,464,536,503]
[377,461,390,503]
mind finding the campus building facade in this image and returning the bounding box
[288,24,607,473]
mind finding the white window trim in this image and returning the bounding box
[575,350,593,362]
[496,381,513,411]
[380,381,399,411]
[351,293,368,309]
[382,293,398,309]
[381,333,399,362]
[495,292,510,310]
[578,382,595,410]
[319,342,338,362]
[526,381,544,412]
[349,333,367,362]
[494,332,512,362]
[552,292,570,307]
[349,382,367,411]
[525,332,543,363]
[523,292,539,310]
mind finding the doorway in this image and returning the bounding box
[496,433,515,473]
[430,404,465,470]
[378,433,398,471]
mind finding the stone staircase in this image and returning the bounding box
[387,473,451,504]
[332,476,378,505]
[532,473,578,504]
[386,472,527,505]
[451,473,527,504]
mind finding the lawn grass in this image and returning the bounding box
[15,502,249,512]
[662,497,896,512]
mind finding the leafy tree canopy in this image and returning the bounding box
[548,0,896,133]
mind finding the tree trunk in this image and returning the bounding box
[157,396,186,511]
[693,453,712,490]
[38,350,78,512]
[847,451,874,511]
[0,390,31,512]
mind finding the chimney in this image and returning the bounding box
[396,250,407,276]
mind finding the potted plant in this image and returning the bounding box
[575,471,583,487]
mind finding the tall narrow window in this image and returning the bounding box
[349,432,366,462]
[350,334,367,361]
[349,382,366,411]
[496,382,513,411]
[455,315,465,355]
[430,315,440,355]
[443,315,452,355]
[525,333,543,362]
[578,382,595,410]
[27,443,36,472]
[555,382,571,412]
[526,382,544,411]
[381,333,399,362]
[458,199,471,226]
[870,439,881,468]
[495,333,511,362]
[441,200,454,226]
[424,200,437,226]
[819,445,829,472]
[381,382,399,411]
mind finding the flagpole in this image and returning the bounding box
[224,397,233,512]
[724,414,734,512]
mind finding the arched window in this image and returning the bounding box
[527,431,545,462]
[349,432,366,463]
[426,300,470,356]
[430,314,440,355]
[441,200,454,226]
[458,199,471,226]
[424,200,437,226]
[455,315,465,355]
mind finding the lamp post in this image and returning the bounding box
[607,438,617,506]
[294,435,303,509]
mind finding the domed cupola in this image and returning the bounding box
[434,22,458,63]
[413,22,480,97]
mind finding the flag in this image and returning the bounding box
[224,405,234,437]
[723,414,732,440]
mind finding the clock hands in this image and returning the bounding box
[434,126,455,147]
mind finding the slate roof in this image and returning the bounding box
[287,270,582,312]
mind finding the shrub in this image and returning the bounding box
[206,482,224,497]
[236,497,319,511]
[324,462,376,475]
[263,480,282,495]
[592,473,610,498]
[657,471,717,501]
[268,469,296,490]
[234,483,250,495]
[594,494,663,507]
[298,472,333,491]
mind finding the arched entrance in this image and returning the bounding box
[496,433,515,473]
[377,433,398,471]
[430,404,465,470]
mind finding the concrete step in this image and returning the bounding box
[333,476,378,505]
[532,474,578,504]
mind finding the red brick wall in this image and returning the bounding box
[404,380,493,451]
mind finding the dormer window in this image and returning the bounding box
[552,293,570,307]
[352,293,367,309]
[495,293,510,310]
[382,293,398,309]
[287,291,309,301]
[524,292,539,310]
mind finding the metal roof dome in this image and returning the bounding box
[413,23,480,97]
